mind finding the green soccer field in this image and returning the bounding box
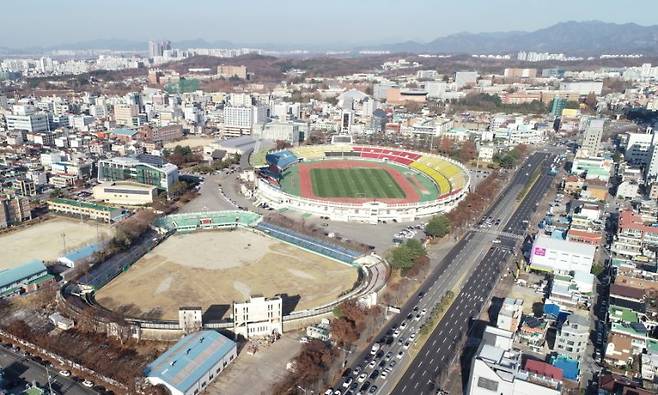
[310,167,406,198]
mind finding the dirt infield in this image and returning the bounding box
[297,160,420,204]
[0,217,112,269]
[95,229,358,320]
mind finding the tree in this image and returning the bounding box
[459,140,477,162]
[438,137,453,155]
[169,180,189,197]
[387,239,427,274]
[49,188,64,199]
[425,215,451,238]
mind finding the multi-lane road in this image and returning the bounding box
[332,151,555,395]
[391,152,555,395]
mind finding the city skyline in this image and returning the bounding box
[2,0,658,49]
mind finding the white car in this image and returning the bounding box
[342,377,353,388]
[421,308,427,315]
[82,380,94,388]
[368,360,377,369]
[392,329,400,338]
[58,370,70,377]
[400,321,407,329]
[397,351,404,359]
[358,373,368,383]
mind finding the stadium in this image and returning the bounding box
[255,144,470,223]
[89,211,383,324]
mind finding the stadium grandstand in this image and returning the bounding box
[265,150,298,170]
[255,222,362,265]
[154,210,261,233]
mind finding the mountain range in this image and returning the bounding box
[1,21,658,56]
[370,21,658,55]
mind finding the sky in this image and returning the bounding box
[2,0,657,48]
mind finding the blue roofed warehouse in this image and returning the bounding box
[144,330,237,395]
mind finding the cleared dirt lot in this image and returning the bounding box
[96,229,358,320]
[0,217,112,269]
[164,137,215,149]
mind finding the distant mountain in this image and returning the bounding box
[4,21,658,56]
[366,21,658,55]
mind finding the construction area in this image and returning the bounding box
[95,229,359,320]
[0,217,112,269]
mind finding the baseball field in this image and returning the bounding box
[95,229,358,320]
[0,217,112,269]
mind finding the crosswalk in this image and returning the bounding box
[469,227,525,241]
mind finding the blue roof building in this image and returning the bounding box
[551,355,579,381]
[0,260,49,297]
[57,244,102,268]
[144,330,237,395]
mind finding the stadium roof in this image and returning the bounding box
[145,330,236,393]
[0,260,47,289]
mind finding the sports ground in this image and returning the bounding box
[95,229,358,320]
[0,217,112,269]
[280,160,439,204]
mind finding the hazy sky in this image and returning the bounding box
[2,0,657,48]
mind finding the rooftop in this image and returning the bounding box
[610,283,645,300]
[533,234,596,257]
[145,330,236,393]
[0,260,47,289]
[49,198,118,213]
[110,128,138,137]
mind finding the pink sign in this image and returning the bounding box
[534,247,546,256]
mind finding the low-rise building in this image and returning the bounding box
[47,198,123,223]
[93,182,158,205]
[0,260,52,298]
[529,235,596,275]
[467,343,561,395]
[144,330,237,395]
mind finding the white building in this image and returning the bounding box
[92,182,158,205]
[581,119,604,155]
[223,105,268,136]
[554,311,590,362]
[467,327,562,395]
[455,71,478,88]
[256,121,301,144]
[233,296,283,339]
[624,131,655,166]
[529,235,596,275]
[6,112,50,132]
[497,298,523,332]
[559,81,603,95]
